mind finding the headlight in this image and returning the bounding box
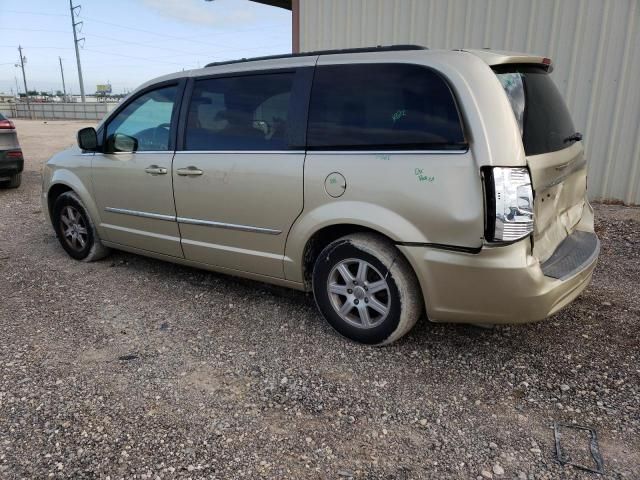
[484,167,534,242]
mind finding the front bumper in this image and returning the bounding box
[0,149,24,179]
[398,229,599,325]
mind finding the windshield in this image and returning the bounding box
[495,66,576,156]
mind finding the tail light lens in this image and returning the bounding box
[6,150,23,160]
[484,167,534,242]
[0,119,15,129]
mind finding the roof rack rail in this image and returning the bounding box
[204,44,427,68]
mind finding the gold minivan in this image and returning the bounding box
[42,46,599,345]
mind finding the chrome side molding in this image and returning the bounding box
[176,217,281,235]
[104,207,175,222]
[104,207,281,235]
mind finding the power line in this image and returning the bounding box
[79,17,286,51]
[1,9,67,17]
[82,48,197,68]
[80,31,203,57]
[80,16,234,50]
[0,45,75,50]
[80,21,283,50]
[153,42,292,60]
[0,28,71,34]
[1,15,285,53]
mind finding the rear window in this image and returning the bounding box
[307,63,466,150]
[495,66,576,156]
[0,113,6,120]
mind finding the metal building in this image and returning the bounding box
[253,0,640,205]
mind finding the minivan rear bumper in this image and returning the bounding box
[0,149,24,179]
[397,229,599,325]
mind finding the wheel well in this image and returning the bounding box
[302,224,397,287]
[47,184,73,218]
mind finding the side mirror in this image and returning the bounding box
[77,127,98,151]
[113,133,138,153]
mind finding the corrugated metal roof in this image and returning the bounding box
[299,0,640,204]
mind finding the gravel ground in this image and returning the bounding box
[0,120,638,479]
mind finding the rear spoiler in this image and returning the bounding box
[462,49,554,73]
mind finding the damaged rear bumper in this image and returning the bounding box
[398,229,599,325]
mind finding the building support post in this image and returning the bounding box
[292,0,300,53]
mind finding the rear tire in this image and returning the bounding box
[52,191,110,262]
[312,233,423,345]
[1,173,21,188]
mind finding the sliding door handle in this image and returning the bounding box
[176,166,204,176]
[144,165,168,175]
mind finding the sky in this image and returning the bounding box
[0,0,292,95]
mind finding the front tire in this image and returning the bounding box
[312,233,423,345]
[52,191,110,261]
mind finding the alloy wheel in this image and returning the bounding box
[327,258,391,329]
[59,205,88,251]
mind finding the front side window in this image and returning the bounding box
[307,63,466,150]
[184,73,294,151]
[106,85,178,152]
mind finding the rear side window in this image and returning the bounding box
[495,66,576,156]
[184,72,294,151]
[307,63,466,150]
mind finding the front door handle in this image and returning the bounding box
[176,166,204,176]
[144,165,168,175]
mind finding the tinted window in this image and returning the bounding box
[0,113,5,120]
[307,63,465,150]
[106,85,177,152]
[185,73,294,151]
[495,66,576,156]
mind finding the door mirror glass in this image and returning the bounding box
[112,133,138,153]
[77,127,98,151]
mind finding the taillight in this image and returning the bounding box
[484,167,534,243]
[0,119,15,129]
[6,150,23,160]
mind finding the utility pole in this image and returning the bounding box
[69,0,86,102]
[59,57,68,101]
[17,46,31,118]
